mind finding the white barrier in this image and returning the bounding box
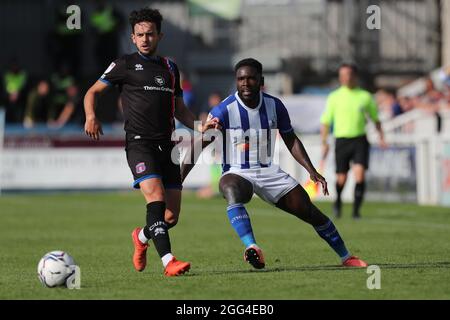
[0,133,448,206]
[1,107,449,206]
[0,146,214,191]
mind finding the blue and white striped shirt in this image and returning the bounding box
[208,91,293,172]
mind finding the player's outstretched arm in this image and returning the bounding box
[174,97,197,130]
[84,80,108,140]
[180,117,221,183]
[281,131,329,195]
[180,135,211,183]
[175,97,222,132]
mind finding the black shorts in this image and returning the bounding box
[125,135,182,190]
[335,135,370,173]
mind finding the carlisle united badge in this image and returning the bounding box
[136,162,146,174]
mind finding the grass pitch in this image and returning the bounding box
[0,191,449,300]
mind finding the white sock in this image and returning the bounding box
[162,253,174,267]
[138,228,149,244]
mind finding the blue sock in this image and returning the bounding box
[314,219,351,261]
[227,204,256,248]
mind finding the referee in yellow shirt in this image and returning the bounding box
[320,63,386,219]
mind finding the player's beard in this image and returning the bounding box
[139,43,155,56]
[239,90,259,106]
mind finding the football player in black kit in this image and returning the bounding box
[84,7,219,276]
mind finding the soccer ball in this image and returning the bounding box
[37,251,76,288]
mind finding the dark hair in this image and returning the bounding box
[129,7,163,33]
[339,62,359,74]
[234,58,263,75]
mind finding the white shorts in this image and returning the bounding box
[222,166,299,204]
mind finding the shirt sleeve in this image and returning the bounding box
[275,99,294,133]
[172,62,183,98]
[320,95,334,126]
[208,106,224,125]
[99,57,126,86]
[366,94,379,122]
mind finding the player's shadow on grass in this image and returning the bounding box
[184,265,363,277]
[373,261,450,269]
[189,261,450,276]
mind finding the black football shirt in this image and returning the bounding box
[99,52,183,141]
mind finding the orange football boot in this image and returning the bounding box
[342,256,368,267]
[131,227,148,272]
[244,245,265,269]
[164,257,191,276]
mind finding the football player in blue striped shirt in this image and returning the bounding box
[182,58,367,269]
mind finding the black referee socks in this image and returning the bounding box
[353,182,366,218]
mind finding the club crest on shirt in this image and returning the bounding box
[154,76,165,86]
[136,162,146,174]
[238,142,250,152]
[135,64,144,71]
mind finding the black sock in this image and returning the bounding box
[334,183,344,211]
[353,182,365,217]
[143,201,171,258]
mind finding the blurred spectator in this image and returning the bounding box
[397,96,415,113]
[23,80,52,128]
[90,0,123,75]
[375,88,403,119]
[414,77,444,132]
[378,67,450,126]
[50,64,75,112]
[421,77,443,104]
[46,65,81,128]
[397,73,450,132]
[439,66,450,88]
[439,66,450,104]
[175,72,196,129]
[2,59,28,123]
[181,72,196,112]
[48,83,81,128]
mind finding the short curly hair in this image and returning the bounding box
[234,58,263,75]
[129,7,163,34]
